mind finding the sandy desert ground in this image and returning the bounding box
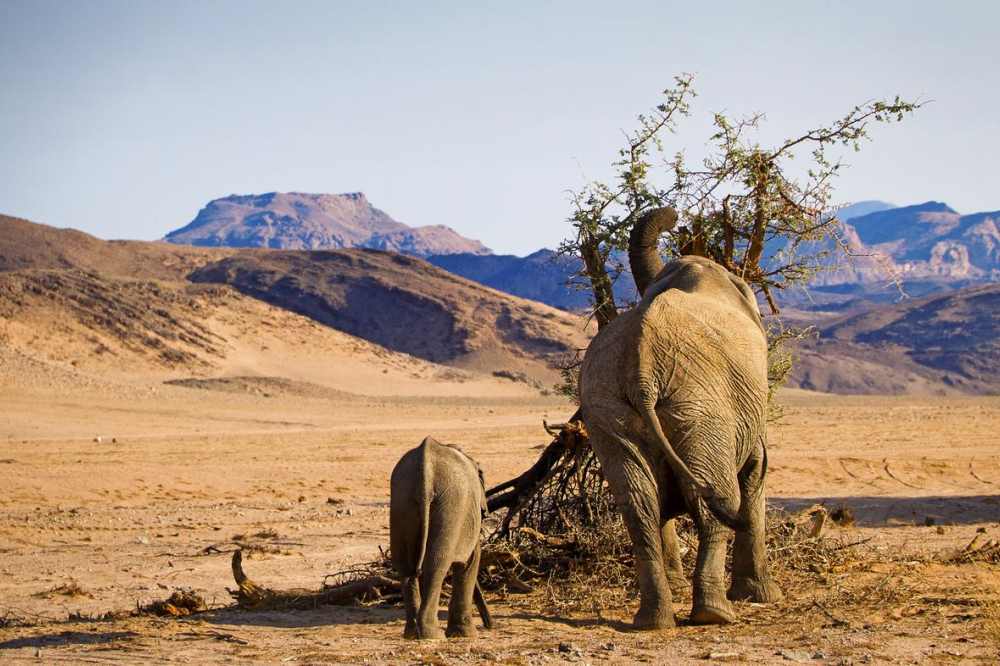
[2,369,1000,666]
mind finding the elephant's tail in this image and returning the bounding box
[639,400,750,531]
[474,580,493,629]
[703,495,749,532]
[640,400,713,499]
[413,436,435,579]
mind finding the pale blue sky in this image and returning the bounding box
[1,0,997,255]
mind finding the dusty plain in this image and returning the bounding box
[2,371,1000,665]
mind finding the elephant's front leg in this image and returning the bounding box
[446,546,480,638]
[660,519,690,594]
[401,575,421,639]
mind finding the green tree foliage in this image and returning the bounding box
[559,74,921,406]
[561,73,921,323]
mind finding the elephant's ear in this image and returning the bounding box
[478,468,489,518]
[726,272,765,332]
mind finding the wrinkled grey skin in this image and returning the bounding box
[579,207,782,628]
[390,436,492,639]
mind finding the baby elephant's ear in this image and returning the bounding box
[478,468,489,518]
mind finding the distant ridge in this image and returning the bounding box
[164,192,491,258]
[788,282,1000,395]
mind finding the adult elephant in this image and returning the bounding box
[579,207,781,628]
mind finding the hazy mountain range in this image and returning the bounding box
[162,192,1000,312]
[6,189,1000,396]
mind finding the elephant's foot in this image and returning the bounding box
[403,621,417,640]
[445,619,478,638]
[631,598,676,631]
[690,591,734,625]
[728,576,783,603]
[408,623,444,640]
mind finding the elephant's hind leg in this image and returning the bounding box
[590,422,676,630]
[446,546,480,638]
[415,556,448,639]
[689,514,734,625]
[728,450,782,603]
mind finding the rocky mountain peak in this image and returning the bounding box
[164,192,491,258]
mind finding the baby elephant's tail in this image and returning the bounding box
[473,580,493,629]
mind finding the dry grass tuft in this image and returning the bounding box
[978,582,1000,647]
[948,534,1000,646]
[231,527,281,541]
[34,580,92,599]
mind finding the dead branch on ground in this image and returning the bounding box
[229,549,399,610]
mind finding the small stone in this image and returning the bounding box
[781,651,811,662]
[599,641,616,651]
[93,436,102,443]
[558,642,577,653]
[936,525,947,534]
[812,653,825,660]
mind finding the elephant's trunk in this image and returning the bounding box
[628,207,679,297]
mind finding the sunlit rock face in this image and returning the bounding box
[165,191,491,258]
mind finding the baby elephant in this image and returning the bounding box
[390,436,493,639]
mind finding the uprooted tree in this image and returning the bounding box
[486,74,921,538]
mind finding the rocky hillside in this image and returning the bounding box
[189,249,588,374]
[164,192,490,257]
[787,283,1000,395]
[0,215,586,389]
